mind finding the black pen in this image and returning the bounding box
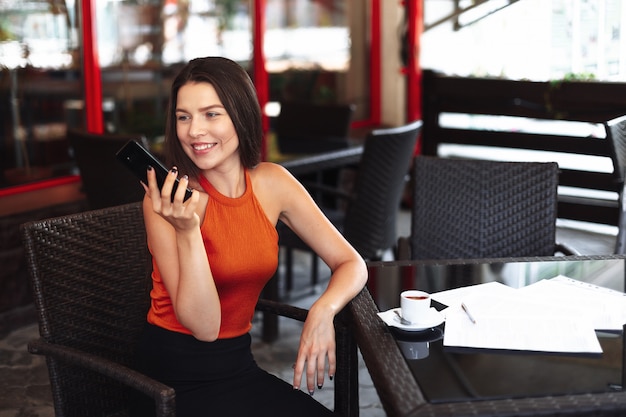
[461,302,477,324]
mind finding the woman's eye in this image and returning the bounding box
[176,114,190,122]
[206,112,218,118]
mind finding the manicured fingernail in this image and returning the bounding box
[308,390,314,396]
[329,375,334,381]
[147,165,153,171]
[293,386,299,390]
[182,175,188,180]
[170,167,178,174]
[317,384,323,389]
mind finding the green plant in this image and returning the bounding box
[0,22,15,42]
[560,72,596,81]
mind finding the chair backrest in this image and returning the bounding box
[343,120,422,260]
[68,129,150,209]
[274,102,355,154]
[605,115,626,254]
[606,115,626,184]
[21,202,152,416]
[410,156,559,260]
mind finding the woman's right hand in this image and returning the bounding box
[143,166,200,231]
[142,166,221,341]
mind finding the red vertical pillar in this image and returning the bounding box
[81,0,104,133]
[370,0,382,126]
[406,0,423,124]
[253,0,269,160]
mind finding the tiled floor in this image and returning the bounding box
[1,209,619,417]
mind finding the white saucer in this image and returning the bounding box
[377,307,445,331]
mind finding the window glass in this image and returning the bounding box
[264,0,370,122]
[97,0,253,142]
[0,0,371,190]
[0,0,78,188]
[422,0,626,81]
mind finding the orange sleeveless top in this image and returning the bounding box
[147,169,279,339]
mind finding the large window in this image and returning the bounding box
[0,0,78,187]
[422,0,626,81]
[0,0,372,191]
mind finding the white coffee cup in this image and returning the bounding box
[400,290,431,324]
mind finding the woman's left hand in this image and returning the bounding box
[292,306,336,395]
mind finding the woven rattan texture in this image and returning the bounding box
[22,202,159,416]
[607,116,626,255]
[411,157,559,260]
[607,115,626,183]
[354,257,626,417]
[21,202,358,417]
[277,120,420,300]
[343,120,422,260]
[407,391,626,417]
[349,288,423,417]
[280,120,421,262]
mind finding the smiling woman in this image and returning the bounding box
[134,56,367,417]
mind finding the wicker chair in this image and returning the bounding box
[605,115,626,254]
[398,156,577,260]
[68,129,150,210]
[21,202,358,417]
[278,120,422,296]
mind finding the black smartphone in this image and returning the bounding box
[116,140,193,202]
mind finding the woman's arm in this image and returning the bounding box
[253,163,368,394]
[143,167,222,341]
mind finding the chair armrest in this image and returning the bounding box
[28,338,176,417]
[348,288,424,417]
[255,298,308,322]
[256,298,360,417]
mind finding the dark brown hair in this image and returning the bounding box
[163,57,263,178]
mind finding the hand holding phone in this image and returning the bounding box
[116,140,193,202]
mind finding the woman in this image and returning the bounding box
[135,56,367,416]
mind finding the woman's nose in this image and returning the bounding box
[189,120,207,138]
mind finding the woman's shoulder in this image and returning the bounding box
[249,161,292,182]
[249,162,301,196]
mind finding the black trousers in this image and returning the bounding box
[134,323,333,417]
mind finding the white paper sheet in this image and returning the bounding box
[443,307,602,354]
[518,276,626,331]
[434,276,625,354]
[431,281,516,319]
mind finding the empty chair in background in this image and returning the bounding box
[398,156,576,261]
[68,129,150,209]
[605,115,626,254]
[274,102,356,155]
[278,120,423,297]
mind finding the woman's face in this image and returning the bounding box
[175,81,240,171]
